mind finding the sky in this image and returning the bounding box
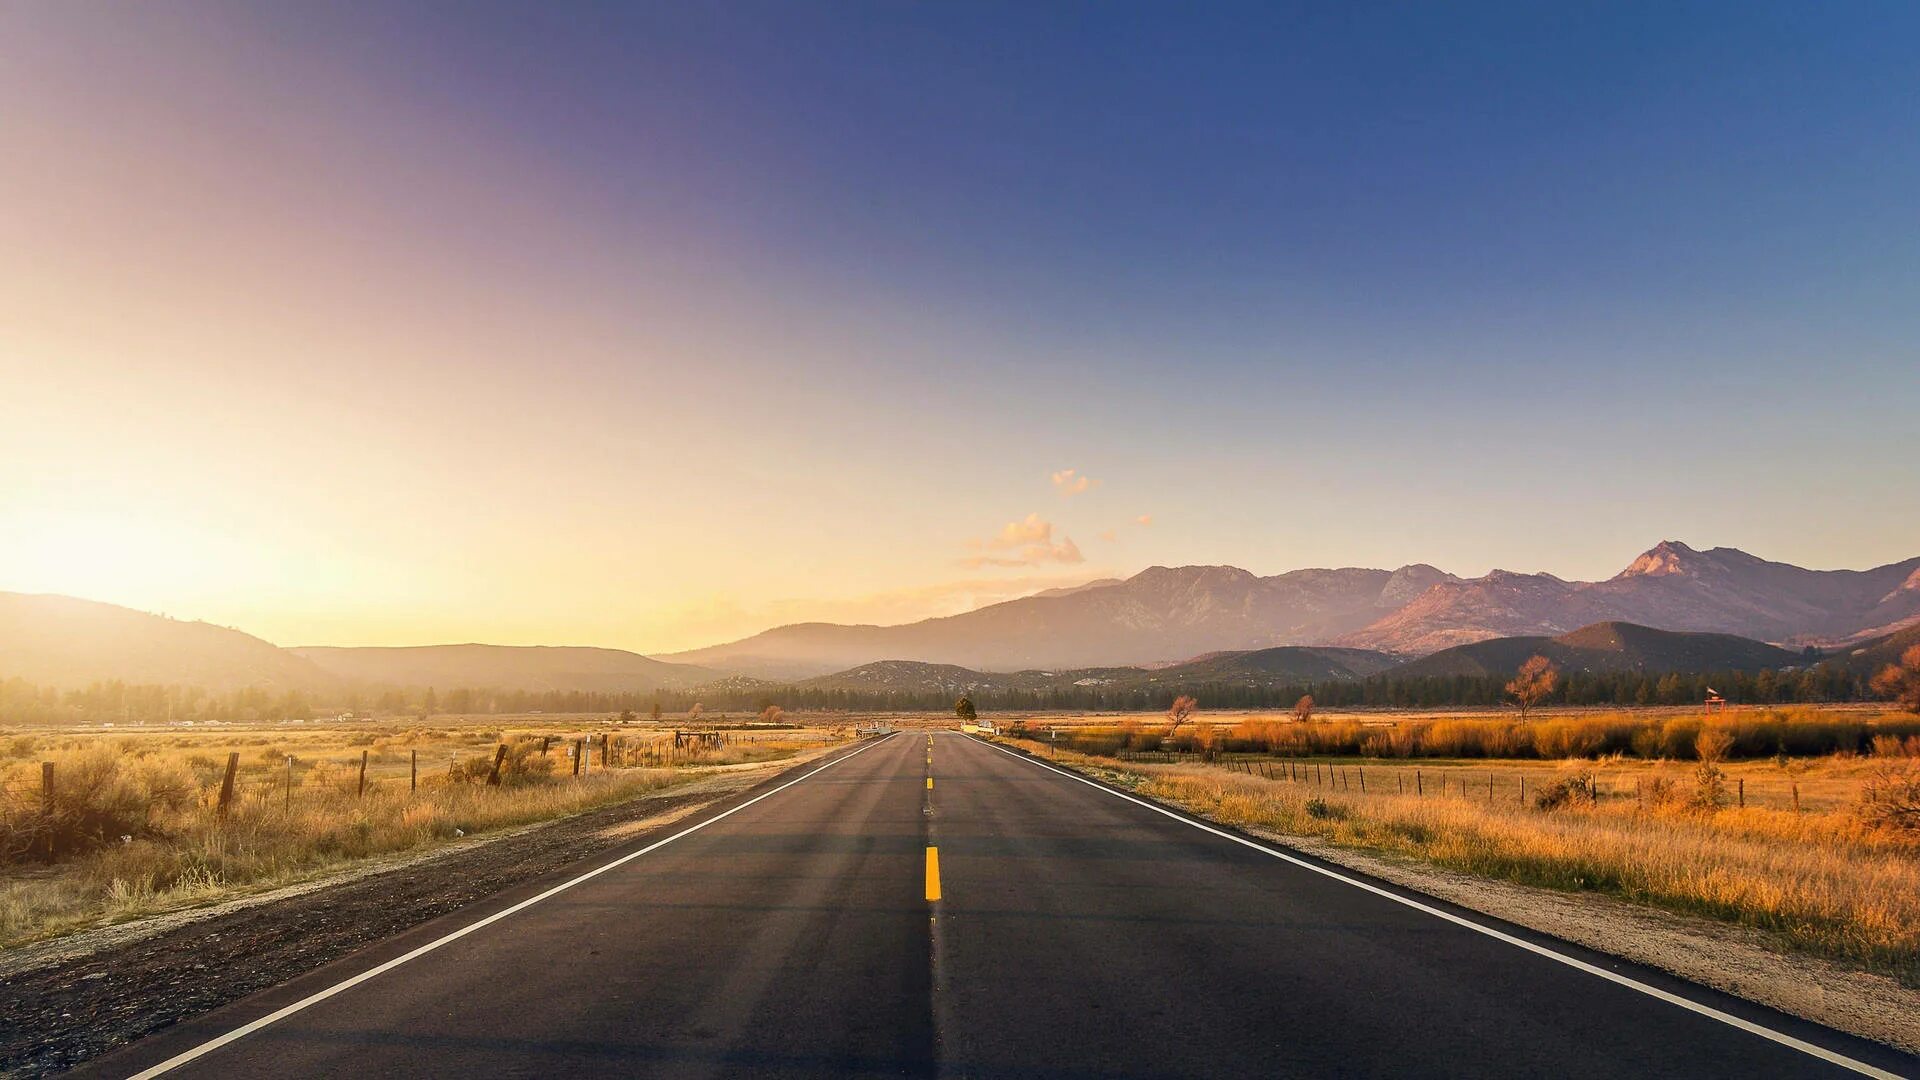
[2,1,1917,654]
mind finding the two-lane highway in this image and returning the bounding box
[83,732,1912,1079]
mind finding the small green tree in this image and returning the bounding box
[954,696,977,723]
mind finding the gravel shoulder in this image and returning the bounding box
[0,754,827,1078]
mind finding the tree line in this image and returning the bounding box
[0,658,1892,725]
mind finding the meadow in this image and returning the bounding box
[0,716,845,948]
[993,705,1920,979]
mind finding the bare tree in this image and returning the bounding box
[688,702,705,723]
[1505,655,1560,721]
[1871,645,1920,713]
[760,705,785,725]
[1293,694,1315,723]
[1167,695,1198,737]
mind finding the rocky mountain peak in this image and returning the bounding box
[1616,540,1706,578]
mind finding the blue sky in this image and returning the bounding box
[3,2,1916,649]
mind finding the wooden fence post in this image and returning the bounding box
[217,752,240,819]
[1488,773,1494,803]
[41,761,56,862]
[486,744,508,786]
[357,749,369,798]
[1737,778,1743,808]
[1415,770,1423,796]
[411,749,418,793]
[1792,782,1801,813]
[541,735,552,756]
[1520,775,1526,805]
[286,755,294,812]
[572,739,584,777]
[601,733,610,767]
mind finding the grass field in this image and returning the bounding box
[992,704,1920,980]
[0,717,847,948]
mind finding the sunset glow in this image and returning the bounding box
[4,3,1916,655]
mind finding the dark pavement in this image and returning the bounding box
[81,732,1911,1079]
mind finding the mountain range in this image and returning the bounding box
[287,645,721,694]
[3,541,1917,695]
[663,563,1459,676]
[786,622,1821,697]
[668,542,1920,677]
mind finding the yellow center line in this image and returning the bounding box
[927,776,934,789]
[925,846,941,901]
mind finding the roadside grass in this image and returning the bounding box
[0,725,840,948]
[1021,706,1920,764]
[997,736,1920,981]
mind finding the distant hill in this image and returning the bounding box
[0,592,336,692]
[665,563,1458,676]
[795,646,1395,697]
[1830,623,1920,675]
[1386,622,1803,679]
[796,661,1066,695]
[292,644,719,693]
[1339,542,1920,655]
[1148,646,1397,685]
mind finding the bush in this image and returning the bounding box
[1690,762,1730,811]
[1533,772,1595,811]
[1856,762,1920,832]
[451,740,558,787]
[0,748,198,862]
[1304,798,1345,821]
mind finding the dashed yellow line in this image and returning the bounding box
[927,776,934,789]
[925,846,942,901]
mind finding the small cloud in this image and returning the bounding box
[991,512,1054,548]
[1051,468,1096,496]
[1135,514,1153,527]
[1099,528,1118,542]
[959,514,1086,567]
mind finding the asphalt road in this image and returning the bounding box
[80,732,1913,1079]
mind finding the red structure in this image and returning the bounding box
[1704,688,1727,715]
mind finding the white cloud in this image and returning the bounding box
[960,513,1086,567]
[1051,468,1096,496]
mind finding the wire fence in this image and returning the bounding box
[1,728,819,863]
[1105,749,1822,812]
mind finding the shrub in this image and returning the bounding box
[1533,772,1595,811]
[1856,762,1920,832]
[0,748,197,863]
[1690,762,1730,811]
[1872,734,1920,758]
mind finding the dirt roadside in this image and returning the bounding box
[0,759,814,1078]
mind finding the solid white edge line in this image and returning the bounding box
[967,735,1906,1080]
[124,732,901,1080]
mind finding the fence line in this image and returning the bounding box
[1106,749,1831,811]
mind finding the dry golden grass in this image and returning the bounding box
[1002,736,1920,979]
[0,722,841,948]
